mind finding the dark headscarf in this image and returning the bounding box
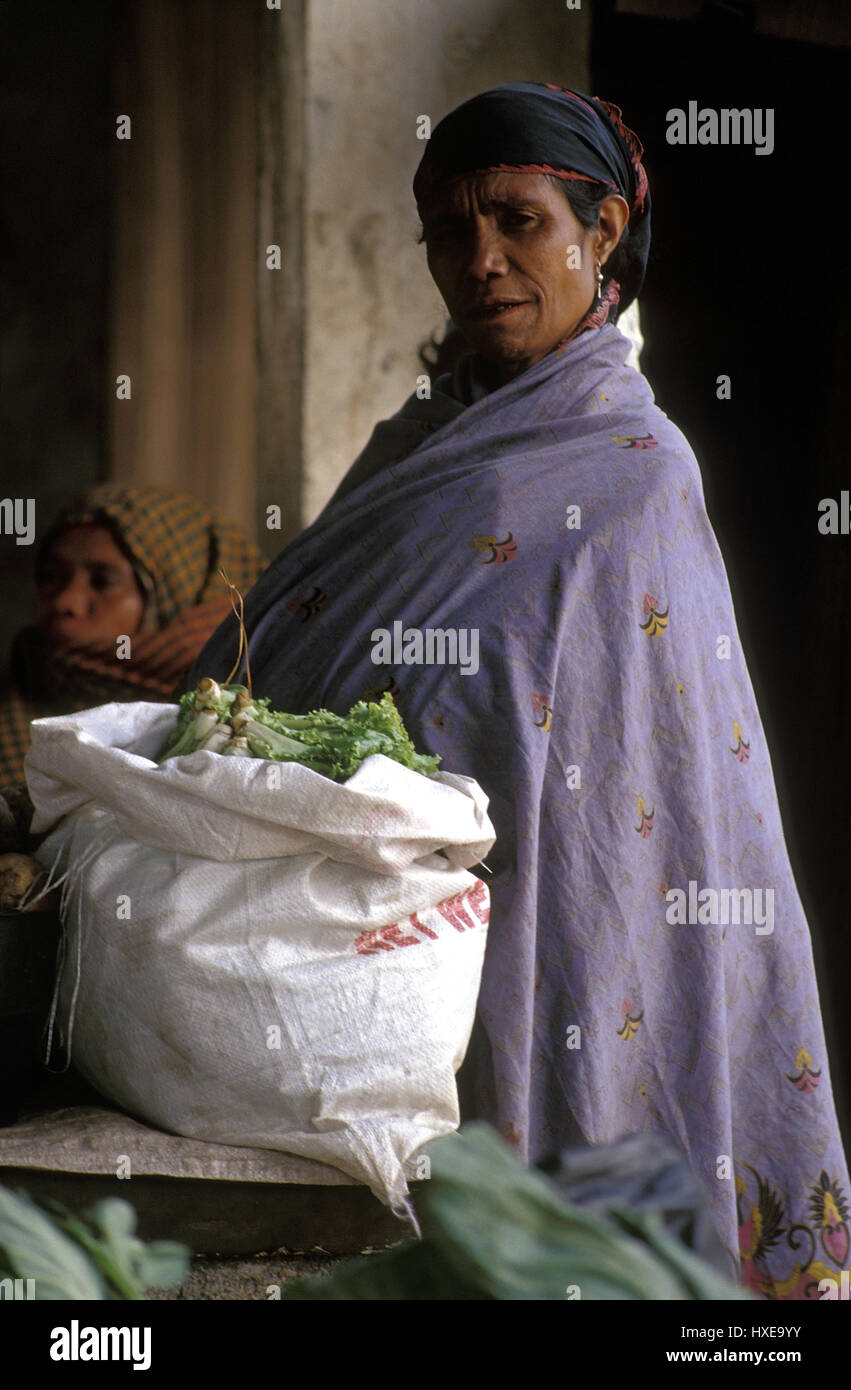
[413,82,651,312]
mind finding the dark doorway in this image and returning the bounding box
[592,3,851,1146]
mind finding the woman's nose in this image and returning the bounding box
[52,573,92,617]
[464,228,509,280]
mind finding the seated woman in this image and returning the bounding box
[0,484,264,787]
[190,84,849,1298]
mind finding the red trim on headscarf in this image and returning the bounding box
[592,97,649,221]
[416,162,618,207]
[544,84,599,119]
[483,162,616,187]
[542,85,648,224]
[416,143,645,223]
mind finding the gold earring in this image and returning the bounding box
[596,263,604,304]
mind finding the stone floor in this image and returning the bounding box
[0,1068,414,1283]
[147,1251,354,1300]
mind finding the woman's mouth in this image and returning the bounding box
[467,300,529,321]
[41,618,91,646]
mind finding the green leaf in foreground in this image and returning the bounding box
[49,1198,189,1300]
[284,1123,751,1301]
[0,1187,107,1300]
[0,1186,189,1300]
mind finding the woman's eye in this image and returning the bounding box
[425,224,458,244]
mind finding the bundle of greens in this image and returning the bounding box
[157,680,440,782]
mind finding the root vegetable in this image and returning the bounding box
[222,735,252,757]
[0,852,46,913]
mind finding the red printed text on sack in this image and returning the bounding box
[354,880,489,955]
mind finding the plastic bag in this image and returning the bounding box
[25,703,496,1216]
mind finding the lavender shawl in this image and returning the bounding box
[191,324,849,1296]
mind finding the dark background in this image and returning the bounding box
[593,3,850,1145]
[1,4,115,679]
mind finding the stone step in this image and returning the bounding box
[0,1073,412,1256]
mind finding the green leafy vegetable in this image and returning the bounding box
[0,1186,106,1300]
[0,1186,189,1300]
[283,1123,751,1301]
[158,685,440,781]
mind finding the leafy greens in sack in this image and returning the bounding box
[158,681,440,781]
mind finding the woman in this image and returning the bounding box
[190,84,849,1297]
[0,484,264,785]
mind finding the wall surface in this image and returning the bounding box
[302,0,591,521]
[110,0,257,538]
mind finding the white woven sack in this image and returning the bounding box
[26,703,496,1216]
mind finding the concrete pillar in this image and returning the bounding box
[259,0,591,530]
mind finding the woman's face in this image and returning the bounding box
[422,172,628,384]
[34,524,147,650]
